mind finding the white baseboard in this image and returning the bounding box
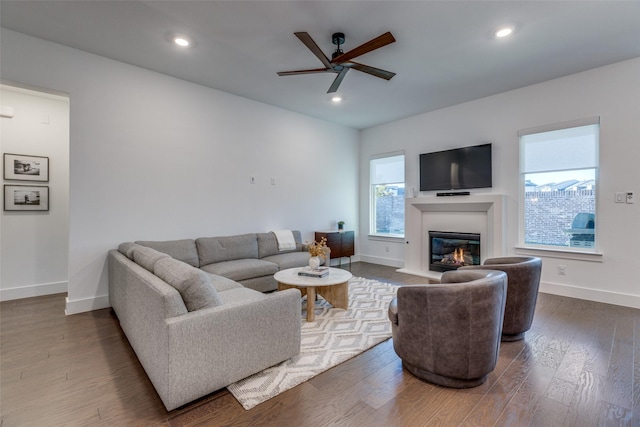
[539,281,640,309]
[65,294,110,315]
[0,281,68,301]
[358,255,404,269]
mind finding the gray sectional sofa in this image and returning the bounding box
[108,231,311,410]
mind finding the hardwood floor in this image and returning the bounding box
[1,262,638,426]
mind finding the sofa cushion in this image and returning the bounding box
[154,257,223,311]
[136,239,200,267]
[217,287,267,306]
[196,233,259,266]
[205,273,244,292]
[257,231,303,258]
[132,246,170,273]
[262,252,310,270]
[200,258,278,282]
[118,242,140,260]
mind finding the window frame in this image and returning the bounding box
[517,117,601,257]
[369,151,405,239]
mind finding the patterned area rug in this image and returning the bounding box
[227,276,398,410]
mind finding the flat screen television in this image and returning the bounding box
[419,143,492,191]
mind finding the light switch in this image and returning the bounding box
[615,192,625,203]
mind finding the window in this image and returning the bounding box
[370,153,405,237]
[519,119,599,250]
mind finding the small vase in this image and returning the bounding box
[309,256,321,270]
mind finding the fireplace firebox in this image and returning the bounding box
[429,231,480,272]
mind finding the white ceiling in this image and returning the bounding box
[2,1,640,129]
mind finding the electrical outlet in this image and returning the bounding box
[558,265,566,276]
[250,176,256,184]
[626,192,635,204]
[385,245,390,252]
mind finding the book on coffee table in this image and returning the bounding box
[298,267,329,278]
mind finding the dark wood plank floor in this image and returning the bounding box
[1,262,638,426]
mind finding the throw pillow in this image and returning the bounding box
[118,242,140,260]
[154,257,223,311]
[132,246,170,272]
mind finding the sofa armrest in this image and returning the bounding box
[161,288,302,409]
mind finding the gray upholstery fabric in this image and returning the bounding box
[262,251,310,270]
[132,246,170,273]
[257,231,303,258]
[238,275,278,293]
[217,287,267,306]
[108,249,302,411]
[205,273,244,292]
[154,257,223,312]
[136,239,200,267]
[196,233,259,266]
[460,256,542,341]
[389,270,507,388]
[118,242,140,260]
[200,258,278,281]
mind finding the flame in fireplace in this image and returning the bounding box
[453,248,465,264]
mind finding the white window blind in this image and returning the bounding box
[370,154,404,185]
[521,124,599,174]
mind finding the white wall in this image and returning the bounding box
[0,85,70,300]
[360,57,640,308]
[0,29,359,313]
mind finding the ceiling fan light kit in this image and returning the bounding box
[278,31,396,93]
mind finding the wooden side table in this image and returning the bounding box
[315,230,354,266]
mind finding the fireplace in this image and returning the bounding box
[429,231,480,272]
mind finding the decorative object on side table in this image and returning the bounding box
[307,236,328,270]
[337,220,345,231]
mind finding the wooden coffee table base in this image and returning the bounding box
[277,281,349,322]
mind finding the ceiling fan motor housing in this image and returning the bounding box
[332,32,345,46]
[332,32,345,60]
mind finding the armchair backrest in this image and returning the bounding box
[461,256,542,338]
[394,270,507,382]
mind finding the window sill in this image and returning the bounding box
[514,246,603,262]
[368,234,405,242]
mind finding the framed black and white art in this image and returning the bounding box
[4,185,49,211]
[3,153,49,182]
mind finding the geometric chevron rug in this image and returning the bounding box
[227,277,398,410]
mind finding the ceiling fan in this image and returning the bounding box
[277,31,396,93]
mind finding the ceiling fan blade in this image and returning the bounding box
[347,61,396,80]
[331,32,396,64]
[294,32,333,69]
[327,68,349,93]
[278,67,331,76]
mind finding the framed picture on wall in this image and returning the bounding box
[3,153,49,182]
[4,185,49,211]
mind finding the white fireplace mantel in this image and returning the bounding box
[398,194,506,280]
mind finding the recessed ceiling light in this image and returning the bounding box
[494,26,514,39]
[331,96,342,103]
[173,36,190,47]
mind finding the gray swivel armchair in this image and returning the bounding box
[388,270,507,388]
[460,256,542,341]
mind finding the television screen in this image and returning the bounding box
[419,143,492,191]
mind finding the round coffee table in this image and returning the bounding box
[274,267,353,322]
